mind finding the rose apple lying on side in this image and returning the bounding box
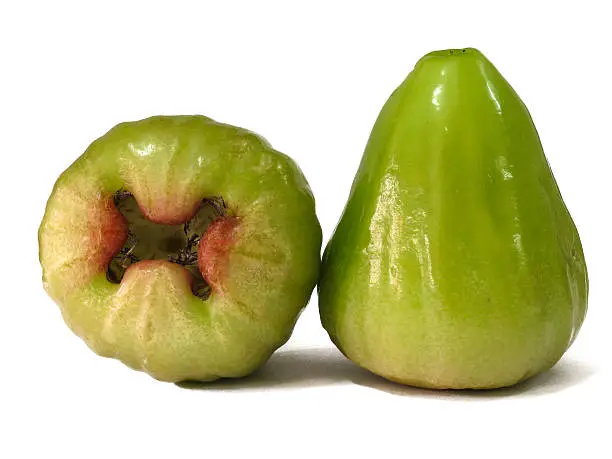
[39,115,322,382]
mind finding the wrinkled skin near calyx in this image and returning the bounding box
[319,48,588,389]
[39,116,321,382]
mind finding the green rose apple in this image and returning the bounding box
[319,48,588,389]
[39,115,321,382]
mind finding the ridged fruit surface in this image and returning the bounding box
[39,115,321,382]
[319,48,588,389]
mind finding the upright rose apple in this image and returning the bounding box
[39,115,322,382]
[318,48,588,389]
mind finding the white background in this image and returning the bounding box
[2,1,611,457]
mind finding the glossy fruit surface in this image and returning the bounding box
[39,115,321,382]
[319,48,588,389]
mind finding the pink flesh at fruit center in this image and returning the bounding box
[89,192,237,296]
[197,216,240,294]
[88,195,129,271]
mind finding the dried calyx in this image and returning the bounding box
[107,190,226,300]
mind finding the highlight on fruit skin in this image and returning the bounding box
[38,115,322,382]
[318,48,588,390]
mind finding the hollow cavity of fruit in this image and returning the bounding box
[106,190,227,299]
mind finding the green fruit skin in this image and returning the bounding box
[39,116,322,382]
[319,48,588,389]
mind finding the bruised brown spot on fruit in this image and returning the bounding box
[106,190,227,299]
[197,216,240,294]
